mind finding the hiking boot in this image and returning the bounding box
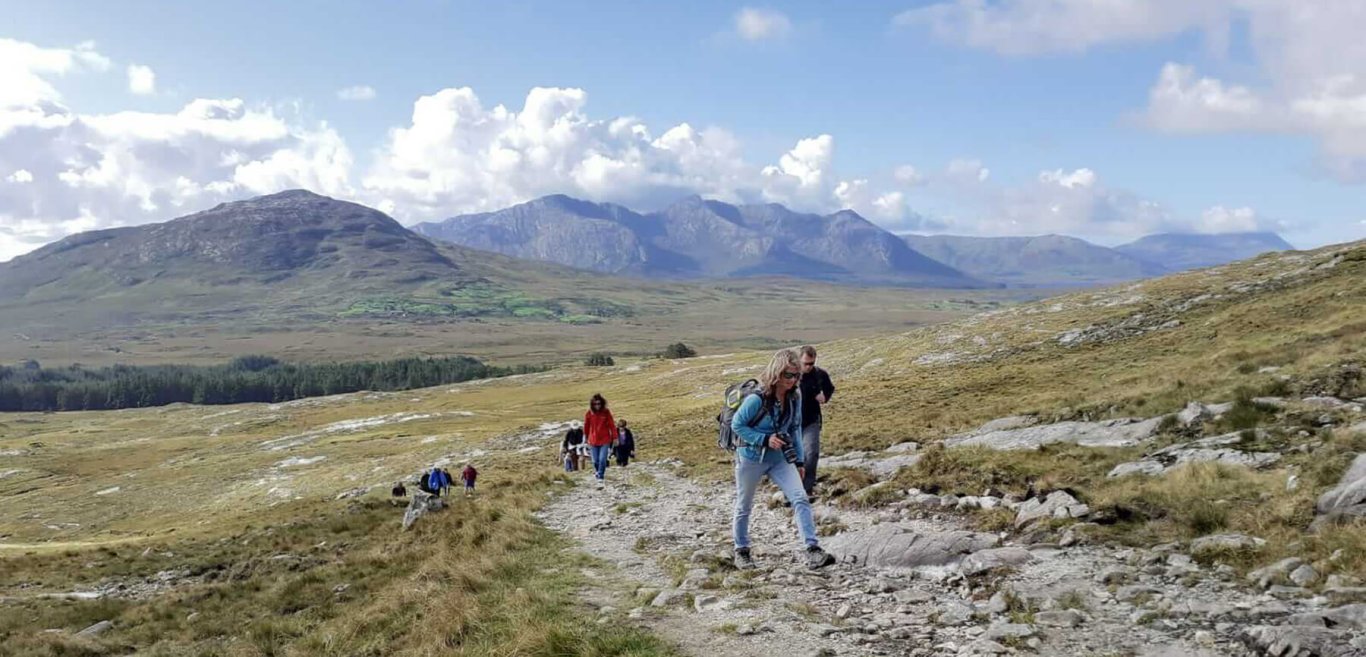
[805,545,835,570]
[733,547,755,570]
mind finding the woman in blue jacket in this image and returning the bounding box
[730,348,836,570]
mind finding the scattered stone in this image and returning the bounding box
[1014,491,1090,528]
[651,590,684,608]
[1098,567,1133,585]
[1289,564,1319,588]
[984,622,1035,641]
[1035,610,1085,628]
[693,594,731,612]
[1190,533,1266,555]
[1239,624,1361,657]
[937,600,977,626]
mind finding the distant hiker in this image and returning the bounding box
[418,471,433,495]
[461,463,478,496]
[797,345,836,498]
[562,421,585,471]
[440,468,455,497]
[391,481,407,505]
[584,394,617,485]
[730,348,835,571]
[614,419,635,467]
[427,467,451,498]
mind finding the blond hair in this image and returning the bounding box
[758,348,801,400]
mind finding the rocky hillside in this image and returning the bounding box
[414,195,980,287]
[904,234,1168,287]
[3,238,1363,655]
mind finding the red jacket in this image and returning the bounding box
[584,409,617,447]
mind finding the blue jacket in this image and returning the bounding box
[731,391,803,465]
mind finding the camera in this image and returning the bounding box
[775,433,799,465]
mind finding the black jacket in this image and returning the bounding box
[562,427,585,452]
[798,366,835,428]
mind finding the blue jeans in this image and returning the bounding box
[590,444,612,479]
[733,455,819,549]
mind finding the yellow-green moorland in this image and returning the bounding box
[2,239,1365,655]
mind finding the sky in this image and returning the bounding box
[2,0,1364,263]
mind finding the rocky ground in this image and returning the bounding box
[539,443,1366,656]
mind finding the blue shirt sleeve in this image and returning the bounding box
[788,393,804,460]
[732,394,768,447]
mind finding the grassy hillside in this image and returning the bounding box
[2,239,1362,654]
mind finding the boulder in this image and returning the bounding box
[1177,401,1233,425]
[945,417,1164,451]
[401,491,445,530]
[1108,460,1167,478]
[1190,533,1266,555]
[821,524,999,570]
[1035,610,1085,628]
[1317,454,1366,523]
[1014,491,1089,528]
[959,547,1035,576]
[1239,625,1362,657]
[76,620,113,638]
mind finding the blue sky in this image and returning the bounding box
[2,0,1364,261]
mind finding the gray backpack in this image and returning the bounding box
[716,379,764,451]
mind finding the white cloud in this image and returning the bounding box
[894,0,1228,56]
[734,7,792,41]
[1196,205,1284,234]
[946,158,989,182]
[0,39,354,263]
[0,38,110,108]
[337,85,376,101]
[897,1,1366,182]
[363,87,901,224]
[1038,167,1096,189]
[893,164,925,186]
[126,64,156,95]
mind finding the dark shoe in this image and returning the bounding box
[805,545,835,570]
[734,547,755,570]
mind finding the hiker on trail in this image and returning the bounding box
[614,419,635,467]
[730,348,836,571]
[440,468,454,497]
[461,463,478,496]
[427,466,451,498]
[584,393,617,485]
[391,481,407,505]
[797,345,836,499]
[562,421,585,472]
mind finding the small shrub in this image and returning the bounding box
[584,353,615,367]
[660,343,697,359]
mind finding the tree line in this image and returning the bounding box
[0,355,542,412]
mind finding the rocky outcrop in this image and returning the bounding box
[401,490,445,530]
[1014,491,1090,527]
[1108,431,1282,478]
[1316,454,1366,526]
[945,416,1165,451]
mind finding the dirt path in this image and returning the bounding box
[539,461,1361,657]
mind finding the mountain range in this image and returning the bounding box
[414,195,1294,287]
[413,195,981,287]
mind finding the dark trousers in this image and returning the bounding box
[802,420,822,495]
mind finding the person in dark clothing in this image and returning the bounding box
[418,471,433,494]
[440,468,454,497]
[391,481,407,506]
[797,345,836,498]
[561,421,585,471]
[614,419,635,467]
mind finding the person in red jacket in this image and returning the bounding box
[460,462,478,496]
[584,393,617,485]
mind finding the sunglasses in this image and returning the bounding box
[780,371,800,380]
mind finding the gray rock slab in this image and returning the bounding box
[959,547,1035,576]
[946,416,1164,451]
[1317,454,1366,520]
[821,524,999,570]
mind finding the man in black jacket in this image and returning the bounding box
[562,421,585,471]
[798,345,835,498]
